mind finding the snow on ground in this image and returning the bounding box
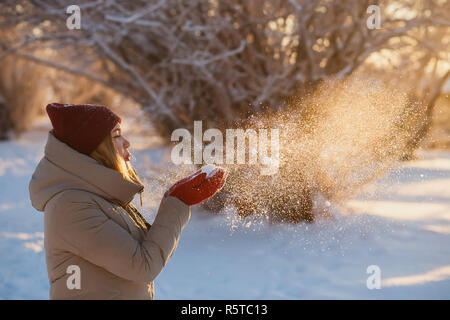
[0,122,449,299]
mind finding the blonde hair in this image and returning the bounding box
[89,132,144,188]
[89,132,149,230]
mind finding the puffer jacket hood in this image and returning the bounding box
[29,130,144,212]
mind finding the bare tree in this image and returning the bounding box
[1,0,449,222]
[1,0,448,135]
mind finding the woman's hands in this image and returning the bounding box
[164,166,227,206]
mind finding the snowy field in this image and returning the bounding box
[0,123,449,299]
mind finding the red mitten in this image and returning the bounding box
[164,166,227,206]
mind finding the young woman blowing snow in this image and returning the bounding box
[28,103,226,300]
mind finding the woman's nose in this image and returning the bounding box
[124,138,130,149]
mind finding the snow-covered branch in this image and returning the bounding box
[0,0,448,137]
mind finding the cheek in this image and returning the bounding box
[113,139,123,154]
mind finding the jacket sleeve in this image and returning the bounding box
[48,191,191,283]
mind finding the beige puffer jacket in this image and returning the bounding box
[29,130,190,300]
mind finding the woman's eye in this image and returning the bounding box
[114,135,121,138]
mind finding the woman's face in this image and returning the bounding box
[111,122,131,162]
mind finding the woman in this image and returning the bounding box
[29,103,226,300]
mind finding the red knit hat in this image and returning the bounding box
[46,103,122,155]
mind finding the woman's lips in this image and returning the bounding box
[125,153,131,161]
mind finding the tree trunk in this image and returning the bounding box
[0,95,13,140]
